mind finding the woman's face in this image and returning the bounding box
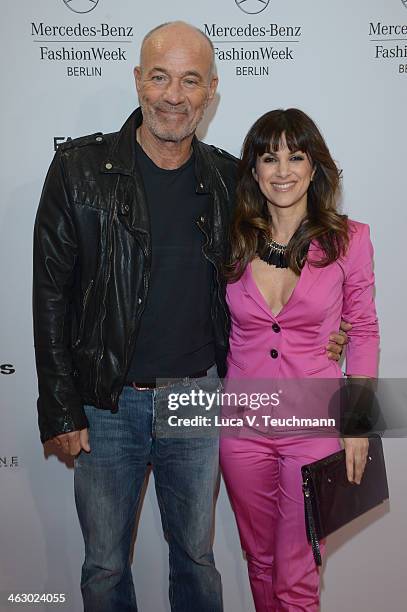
[252,133,315,213]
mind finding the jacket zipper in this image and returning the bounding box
[196,215,213,264]
[214,166,229,200]
[108,171,152,407]
[197,165,231,337]
[73,279,94,349]
[196,216,230,335]
[111,234,150,407]
[94,202,115,404]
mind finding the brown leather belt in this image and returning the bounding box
[126,369,208,391]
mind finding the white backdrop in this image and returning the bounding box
[1,1,406,610]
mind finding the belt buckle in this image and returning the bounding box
[155,378,183,390]
[131,382,155,391]
[130,371,205,391]
[131,379,176,391]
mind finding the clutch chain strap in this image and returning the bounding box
[303,477,322,566]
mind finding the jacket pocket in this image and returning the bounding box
[304,362,341,377]
[73,279,94,349]
[227,353,247,371]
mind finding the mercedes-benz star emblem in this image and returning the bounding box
[235,0,270,15]
[62,0,100,14]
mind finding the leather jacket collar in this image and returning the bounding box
[101,107,212,195]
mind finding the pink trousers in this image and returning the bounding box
[220,435,341,612]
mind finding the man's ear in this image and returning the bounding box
[207,75,219,104]
[134,66,142,94]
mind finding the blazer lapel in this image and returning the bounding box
[282,241,327,315]
[241,264,275,320]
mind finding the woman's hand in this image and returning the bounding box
[342,437,369,484]
[326,321,352,360]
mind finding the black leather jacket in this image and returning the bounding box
[33,108,237,443]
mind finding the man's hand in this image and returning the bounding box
[342,437,369,484]
[51,428,90,456]
[326,321,352,361]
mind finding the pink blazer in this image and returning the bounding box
[226,220,379,380]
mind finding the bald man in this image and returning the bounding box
[33,21,232,612]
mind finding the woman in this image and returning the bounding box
[220,109,379,611]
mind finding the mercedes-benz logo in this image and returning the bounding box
[62,0,100,14]
[235,0,270,15]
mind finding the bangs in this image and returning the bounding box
[251,110,314,157]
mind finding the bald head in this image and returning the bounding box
[134,20,218,145]
[140,21,216,79]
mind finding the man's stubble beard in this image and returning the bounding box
[139,98,208,144]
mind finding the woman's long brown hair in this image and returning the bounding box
[225,109,349,281]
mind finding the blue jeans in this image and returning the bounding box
[74,367,222,612]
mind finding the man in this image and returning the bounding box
[33,21,346,612]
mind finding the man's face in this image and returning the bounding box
[134,29,218,143]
